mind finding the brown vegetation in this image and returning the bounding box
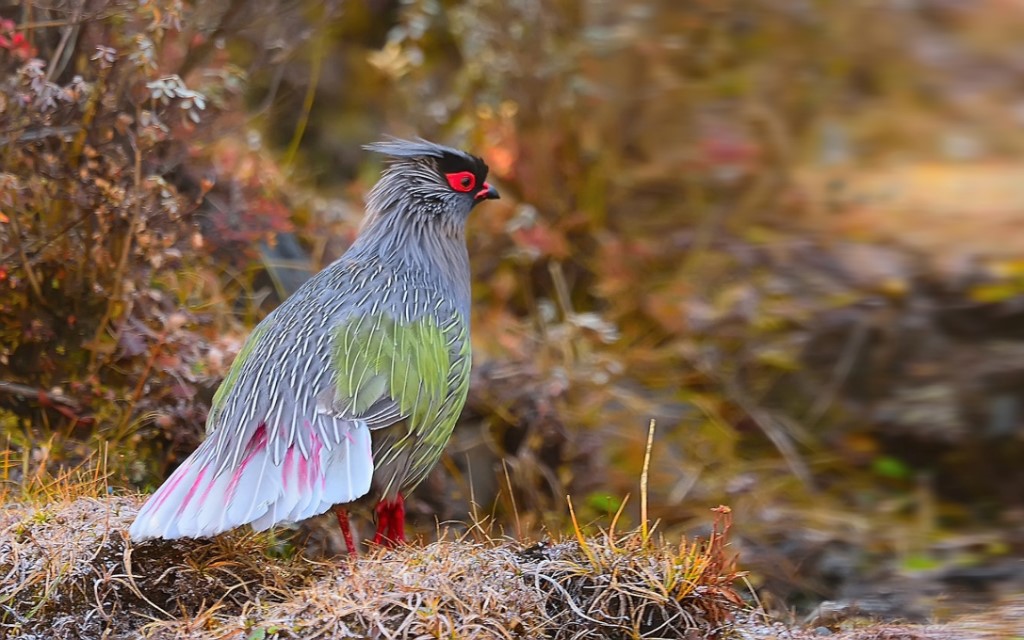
[3,482,1022,638]
[0,473,744,639]
[3,0,1024,636]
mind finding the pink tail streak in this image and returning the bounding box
[129,416,374,541]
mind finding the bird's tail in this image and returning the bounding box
[129,418,373,541]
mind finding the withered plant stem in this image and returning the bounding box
[641,418,655,545]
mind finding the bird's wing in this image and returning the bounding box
[130,271,470,542]
[322,308,472,496]
[324,311,455,430]
[130,308,376,541]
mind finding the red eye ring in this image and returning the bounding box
[446,171,476,193]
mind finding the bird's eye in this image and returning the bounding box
[446,171,476,193]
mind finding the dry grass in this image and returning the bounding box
[6,443,1014,640]
[0,494,312,639]
[3,474,1022,639]
[0,473,746,640]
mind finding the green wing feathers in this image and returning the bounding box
[208,321,271,429]
[331,313,470,439]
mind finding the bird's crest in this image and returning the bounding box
[363,137,489,179]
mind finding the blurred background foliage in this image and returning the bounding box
[3,0,1024,621]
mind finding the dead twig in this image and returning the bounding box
[0,381,82,412]
[3,202,45,305]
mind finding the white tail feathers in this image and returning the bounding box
[129,420,373,541]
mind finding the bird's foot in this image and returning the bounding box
[372,495,406,547]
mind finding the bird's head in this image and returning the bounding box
[362,138,500,228]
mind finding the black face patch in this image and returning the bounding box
[436,151,490,191]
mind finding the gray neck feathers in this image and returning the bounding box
[349,161,472,316]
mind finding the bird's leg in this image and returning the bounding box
[385,493,405,544]
[372,495,406,547]
[372,500,391,546]
[334,506,357,555]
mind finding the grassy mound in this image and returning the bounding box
[0,490,743,639]
[3,484,1023,639]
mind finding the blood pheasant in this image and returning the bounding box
[130,138,499,551]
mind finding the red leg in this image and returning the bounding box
[372,495,406,547]
[334,506,357,555]
[372,500,392,546]
[388,494,406,544]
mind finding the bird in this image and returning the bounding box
[129,138,499,552]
